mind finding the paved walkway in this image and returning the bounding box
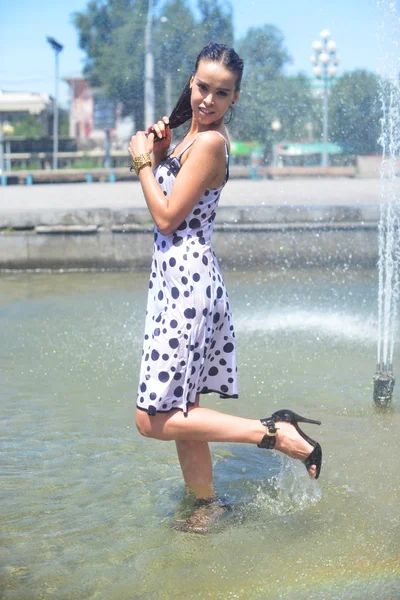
[1,178,390,269]
[0,178,388,218]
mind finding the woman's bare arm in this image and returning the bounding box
[130,131,226,236]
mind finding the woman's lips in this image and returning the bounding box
[199,107,214,115]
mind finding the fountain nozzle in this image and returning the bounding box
[373,368,395,406]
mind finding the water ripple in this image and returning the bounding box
[236,310,378,343]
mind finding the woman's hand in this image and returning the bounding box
[128,130,153,161]
[148,116,171,157]
[128,116,170,164]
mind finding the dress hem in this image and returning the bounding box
[136,389,239,417]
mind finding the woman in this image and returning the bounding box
[129,43,322,526]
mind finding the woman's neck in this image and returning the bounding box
[187,118,226,137]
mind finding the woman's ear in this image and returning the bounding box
[189,75,194,89]
[233,90,240,104]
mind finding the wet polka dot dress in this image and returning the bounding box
[137,135,238,416]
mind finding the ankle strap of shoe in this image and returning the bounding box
[258,417,278,449]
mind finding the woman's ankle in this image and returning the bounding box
[187,482,215,500]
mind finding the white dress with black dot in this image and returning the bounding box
[136,135,238,416]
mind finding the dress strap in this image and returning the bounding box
[212,132,230,184]
[222,137,230,183]
[175,138,197,160]
[175,132,230,183]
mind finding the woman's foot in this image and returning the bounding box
[174,498,228,533]
[273,421,317,478]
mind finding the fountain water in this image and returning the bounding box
[374,0,400,405]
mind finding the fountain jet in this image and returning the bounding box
[374,0,400,407]
[373,366,395,406]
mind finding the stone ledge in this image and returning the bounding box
[214,222,377,232]
[0,226,379,271]
[111,224,154,233]
[35,225,99,234]
[0,203,381,230]
[0,220,379,236]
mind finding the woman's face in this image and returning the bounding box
[190,60,240,128]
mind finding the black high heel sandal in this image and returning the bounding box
[257,409,322,479]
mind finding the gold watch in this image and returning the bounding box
[130,153,152,175]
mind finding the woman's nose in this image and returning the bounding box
[204,93,214,106]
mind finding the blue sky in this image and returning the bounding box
[0,0,392,107]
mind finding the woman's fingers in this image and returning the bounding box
[151,117,169,140]
[128,136,135,158]
[129,115,169,157]
[129,131,153,157]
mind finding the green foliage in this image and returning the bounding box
[69,158,100,169]
[230,26,314,147]
[329,70,382,155]
[152,0,198,118]
[60,111,70,137]
[197,0,234,47]
[238,25,291,76]
[72,2,383,154]
[72,0,148,127]
[11,110,69,138]
[73,0,235,130]
[12,114,43,137]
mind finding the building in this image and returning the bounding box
[0,90,53,134]
[64,75,134,149]
[63,76,94,142]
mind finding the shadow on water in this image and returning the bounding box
[0,269,399,599]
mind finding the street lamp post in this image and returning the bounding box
[160,16,172,116]
[0,120,4,174]
[310,30,339,168]
[271,119,282,167]
[47,36,64,170]
[3,123,14,172]
[0,122,15,174]
[144,0,155,128]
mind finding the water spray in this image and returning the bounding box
[374,0,400,407]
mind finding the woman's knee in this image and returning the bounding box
[136,409,153,437]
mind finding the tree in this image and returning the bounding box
[73,0,148,128]
[269,74,317,143]
[73,0,235,130]
[329,70,382,155]
[9,111,69,138]
[230,25,314,147]
[152,0,198,119]
[238,25,291,78]
[197,0,234,47]
[60,111,70,137]
[11,114,43,137]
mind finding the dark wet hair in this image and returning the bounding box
[166,42,244,131]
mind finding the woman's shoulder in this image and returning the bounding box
[196,130,229,152]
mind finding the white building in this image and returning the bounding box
[64,75,134,149]
[0,90,53,134]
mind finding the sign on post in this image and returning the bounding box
[93,97,115,131]
[93,97,115,169]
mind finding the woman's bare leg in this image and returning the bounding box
[136,404,318,478]
[173,394,215,500]
[176,440,214,499]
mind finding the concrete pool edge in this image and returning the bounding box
[0,205,379,271]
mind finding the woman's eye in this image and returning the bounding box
[218,91,228,96]
[198,83,207,91]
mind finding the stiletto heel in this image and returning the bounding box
[258,408,322,479]
[275,410,321,426]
